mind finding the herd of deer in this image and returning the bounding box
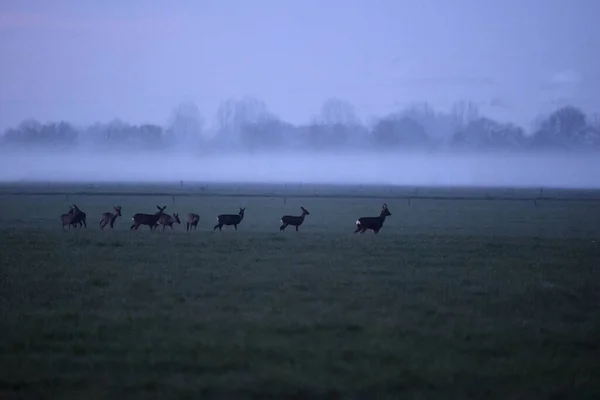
[59,203,393,233]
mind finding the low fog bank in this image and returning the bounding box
[1,150,599,189]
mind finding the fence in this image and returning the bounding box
[2,188,600,207]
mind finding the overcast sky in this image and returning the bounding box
[1,0,598,132]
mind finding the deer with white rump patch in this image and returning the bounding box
[213,207,245,231]
[130,206,167,231]
[354,203,392,234]
[280,206,310,231]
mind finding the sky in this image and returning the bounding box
[1,0,599,133]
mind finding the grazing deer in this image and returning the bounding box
[100,206,122,230]
[213,207,245,231]
[354,203,392,234]
[130,206,167,231]
[280,206,310,231]
[70,204,87,228]
[60,206,77,229]
[157,213,181,231]
[186,213,200,231]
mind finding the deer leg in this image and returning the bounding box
[234,224,238,230]
[353,225,361,233]
[280,224,287,231]
[213,224,220,231]
[186,223,190,232]
[295,226,299,231]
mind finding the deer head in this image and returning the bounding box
[381,203,391,216]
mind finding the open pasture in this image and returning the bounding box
[1,183,599,399]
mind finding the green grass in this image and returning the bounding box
[1,183,599,399]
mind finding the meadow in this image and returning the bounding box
[0,182,599,399]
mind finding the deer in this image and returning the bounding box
[213,207,245,231]
[280,206,310,231]
[186,213,200,231]
[157,213,181,231]
[70,204,87,228]
[354,203,392,234]
[130,206,167,231]
[60,206,77,229]
[100,206,122,230]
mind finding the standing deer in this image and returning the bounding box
[60,206,76,229]
[100,206,122,230]
[157,213,181,231]
[70,204,87,228]
[130,206,167,231]
[280,206,310,231]
[186,213,200,231]
[354,203,392,234]
[213,207,245,231]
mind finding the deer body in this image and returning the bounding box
[214,207,245,231]
[354,204,392,234]
[70,204,87,228]
[158,213,181,231]
[100,206,122,230]
[280,207,310,231]
[60,207,77,229]
[130,206,166,231]
[186,213,200,231]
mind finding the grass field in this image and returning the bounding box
[1,182,599,399]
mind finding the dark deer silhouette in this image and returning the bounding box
[100,206,122,230]
[157,213,181,231]
[60,206,77,229]
[354,203,392,234]
[70,204,87,228]
[280,206,310,231]
[130,206,167,231]
[214,207,245,231]
[186,213,200,231]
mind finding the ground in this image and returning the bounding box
[0,182,599,399]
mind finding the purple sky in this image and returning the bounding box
[1,0,599,132]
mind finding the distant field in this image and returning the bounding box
[1,183,599,399]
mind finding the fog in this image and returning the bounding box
[1,150,599,189]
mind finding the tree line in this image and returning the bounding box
[2,98,599,152]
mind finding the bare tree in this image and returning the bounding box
[167,102,204,149]
[451,100,480,128]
